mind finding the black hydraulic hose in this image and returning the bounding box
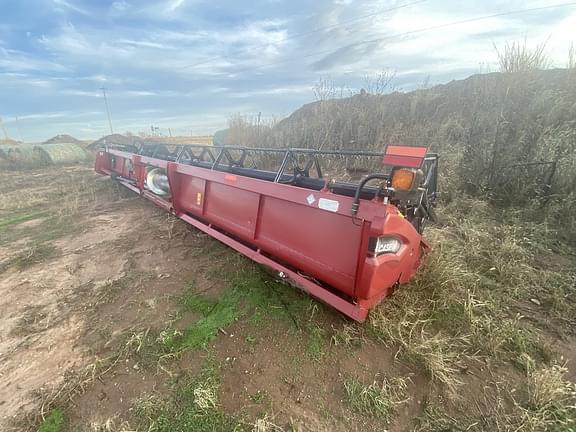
[351,174,389,217]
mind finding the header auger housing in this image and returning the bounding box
[95,142,438,322]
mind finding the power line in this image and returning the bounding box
[207,1,576,76]
[176,0,427,71]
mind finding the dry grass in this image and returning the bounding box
[494,38,551,73]
[192,381,218,411]
[519,364,576,430]
[370,201,576,404]
[416,363,576,431]
[330,323,366,347]
[343,375,410,421]
[252,415,285,432]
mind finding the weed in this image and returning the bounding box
[250,390,267,405]
[38,409,65,432]
[343,376,409,421]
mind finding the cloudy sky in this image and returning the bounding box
[0,0,574,141]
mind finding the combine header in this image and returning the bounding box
[95,143,438,322]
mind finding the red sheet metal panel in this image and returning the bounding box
[386,145,428,157]
[383,145,428,168]
[173,173,205,214]
[204,182,260,240]
[256,195,362,296]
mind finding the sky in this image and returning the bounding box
[0,0,575,142]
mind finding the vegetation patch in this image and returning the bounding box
[0,242,58,273]
[167,264,316,352]
[344,376,409,422]
[415,364,576,431]
[0,210,47,229]
[369,198,576,395]
[38,409,65,432]
[134,363,244,432]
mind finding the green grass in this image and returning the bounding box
[0,210,47,229]
[38,408,65,432]
[249,390,267,405]
[126,264,317,367]
[164,264,315,354]
[307,324,326,360]
[166,294,238,351]
[134,363,245,432]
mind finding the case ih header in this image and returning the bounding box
[95,142,438,322]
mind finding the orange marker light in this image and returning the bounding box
[391,168,416,191]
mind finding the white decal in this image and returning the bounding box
[318,198,339,212]
[306,193,316,205]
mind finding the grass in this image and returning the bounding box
[134,362,244,432]
[166,291,239,352]
[366,198,576,430]
[307,324,326,360]
[330,323,365,348]
[249,390,268,404]
[0,210,47,229]
[369,198,575,393]
[166,264,314,352]
[123,263,318,369]
[521,364,576,431]
[415,363,576,432]
[343,376,409,422]
[38,409,65,432]
[0,242,58,273]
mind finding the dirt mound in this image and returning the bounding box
[88,134,145,150]
[43,134,83,145]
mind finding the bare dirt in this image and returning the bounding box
[0,167,203,429]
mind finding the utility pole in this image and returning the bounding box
[100,87,114,134]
